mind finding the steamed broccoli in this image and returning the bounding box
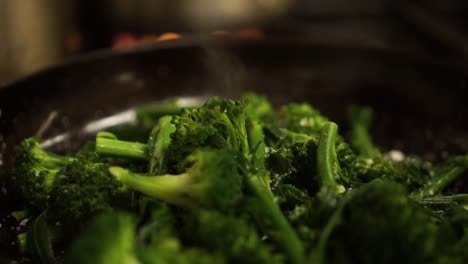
[323,180,447,264]
[280,103,328,134]
[10,94,468,263]
[242,93,279,128]
[12,137,71,212]
[109,149,243,211]
[47,154,130,227]
[245,173,305,264]
[64,211,140,264]
[347,105,378,158]
[182,209,283,264]
[165,97,250,173]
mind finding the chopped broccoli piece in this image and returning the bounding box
[47,154,129,227]
[242,93,279,127]
[182,209,283,264]
[12,137,71,212]
[280,103,328,134]
[64,211,140,264]
[348,105,378,158]
[109,149,243,211]
[165,97,250,173]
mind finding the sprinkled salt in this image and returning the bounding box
[388,150,405,161]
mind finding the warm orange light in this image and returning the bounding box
[157,32,182,42]
[237,28,265,40]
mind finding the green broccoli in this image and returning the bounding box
[245,173,305,264]
[347,105,378,158]
[317,122,345,194]
[109,149,243,211]
[242,93,279,127]
[47,154,130,227]
[64,211,140,264]
[182,209,283,264]
[136,201,227,264]
[411,155,468,198]
[280,103,328,134]
[323,180,445,264]
[12,137,72,212]
[165,97,250,173]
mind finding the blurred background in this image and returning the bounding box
[0,0,467,84]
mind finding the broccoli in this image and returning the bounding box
[64,211,140,264]
[242,93,279,128]
[317,122,345,194]
[245,173,305,264]
[165,97,250,173]
[96,115,176,174]
[280,103,328,134]
[12,137,71,212]
[47,154,130,227]
[411,155,468,198]
[320,180,448,264]
[109,149,243,211]
[10,94,468,263]
[182,209,283,264]
[96,98,249,174]
[347,105,378,158]
[136,201,227,264]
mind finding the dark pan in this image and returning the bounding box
[0,38,467,262]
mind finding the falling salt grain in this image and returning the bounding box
[389,150,405,161]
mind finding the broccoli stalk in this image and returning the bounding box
[317,122,344,194]
[246,176,305,264]
[348,105,377,158]
[109,149,243,211]
[12,137,72,211]
[247,120,270,188]
[95,115,176,167]
[411,155,468,199]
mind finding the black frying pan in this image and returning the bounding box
[0,38,467,262]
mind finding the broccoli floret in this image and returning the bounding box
[12,137,71,212]
[47,154,129,227]
[280,103,328,134]
[109,149,243,211]
[165,97,250,173]
[136,200,227,264]
[242,93,279,127]
[64,211,140,264]
[182,209,283,264]
[324,180,443,264]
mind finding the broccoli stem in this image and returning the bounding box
[416,194,468,206]
[96,137,147,160]
[247,120,269,188]
[411,158,468,198]
[109,167,197,208]
[348,106,376,158]
[246,176,305,264]
[317,122,339,192]
[148,116,176,175]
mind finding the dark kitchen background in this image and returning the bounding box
[0,0,467,84]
